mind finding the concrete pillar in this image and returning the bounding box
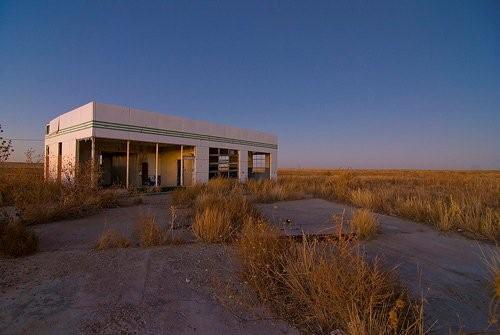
[75,140,80,178]
[126,140,130,189]
[238,149,248,182]
[180,145,184,186]
[155,143,159,187]
[269,150,278,180]
[90,137,95,183]
[194,146,209,184]
[44,145,49,180]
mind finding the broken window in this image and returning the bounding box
[209,147,238,179]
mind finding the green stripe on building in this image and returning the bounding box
[46,120,278,149]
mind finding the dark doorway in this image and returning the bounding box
[141,162,148,186]
[177,159,181,186]
[100,152,126,186]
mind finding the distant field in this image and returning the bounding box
[1,163,498,240]
[277,168,500,241]
[0,162,43,175]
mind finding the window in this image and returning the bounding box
[248,152,270,180]
[46,124,50,135]
[252,154,266,169]
[209,147,238,179]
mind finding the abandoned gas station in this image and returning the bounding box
[44,102,277,188]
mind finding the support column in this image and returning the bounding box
[126,140,130,189]
[269,151,278,180]
[194,146,209,184]
[180,145,184,186]
[91,137,95,183]
[238,149,248,182]
[155,143,159,187]
[75,140,80,179]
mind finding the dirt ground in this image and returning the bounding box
[0,194,296,335]
[257,198,499,334]
[1,195,498,334]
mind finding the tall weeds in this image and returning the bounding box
[351,209,378,240]
[174,179,425,334]
[279,170,499,241]
[0,160,119,224]
[0,219,38,257]
[192,186,256,243]
[237,217,425,334]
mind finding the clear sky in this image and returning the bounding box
[1,0,499,169]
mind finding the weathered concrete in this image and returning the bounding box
[257,198,499,334]
[0,195,296,335]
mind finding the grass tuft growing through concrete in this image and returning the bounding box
[95,228,131,250]
[351,208,378,240]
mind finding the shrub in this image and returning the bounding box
[95,228,131,250]
[351,188,378,210]
[192,190,254,243]
[136,214,167,247]
[483,249,499,325]
[0,159,120,225]
[172,184,204,207]
[0,219,38,257]
[237,217,424,334]
[351,209,378,240]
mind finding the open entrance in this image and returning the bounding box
[248,151,270,180]
[77,138,194,188]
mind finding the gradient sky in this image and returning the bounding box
[1,0,499,169]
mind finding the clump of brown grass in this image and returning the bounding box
[351,188,379,210]
[95,228,131,250]
[193,190,255,243]
[172,184,204,207]
[237,217,424,334]
[351,208,378,240]
[483,249,500,325]
[245,179,305,203]
[0,219,38,257]
[135,213,184,247]
[136,214,167,247]
[1,160,120,225]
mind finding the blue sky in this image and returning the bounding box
[1,0,499,169]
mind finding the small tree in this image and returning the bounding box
[0,124,14,162]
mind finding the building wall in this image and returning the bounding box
[44,102,278,184]
[44,102,94,180]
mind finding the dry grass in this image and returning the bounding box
[0,219,38,257]
[192,187,256,243]
[95,228,131,250]
[279,169,500,241]
[135,213,184,246]
[174,170,499,241]
[173,177,426,333]
[351,209,378,240]
[136,214,167,247]
[0,160,120,225]
[483,249,500,325]
[237,217,425,334]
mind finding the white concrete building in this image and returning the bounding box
[44,102,277,188]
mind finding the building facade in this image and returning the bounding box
[44,102,278,187]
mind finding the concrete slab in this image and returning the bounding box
[0,195,297,335]
[257,198,499,334]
